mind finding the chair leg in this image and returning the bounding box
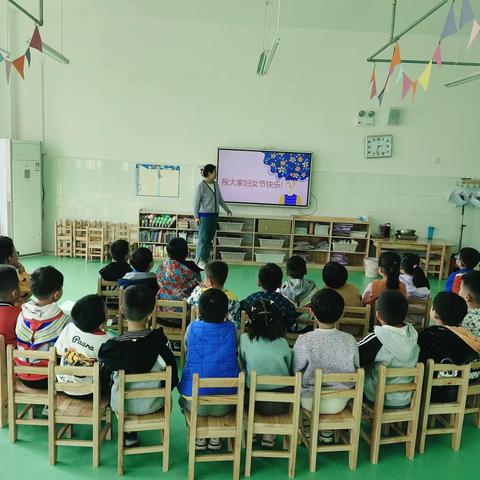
[8,404,17,443]
[180,341,185,370]
[188,430,196,480]
[308,417,318,473]
[452,413,464,451]
[48,411,56,465]
[405,420,416,460]
[93,418,101,468]
[106,408,112,441]
[163,427,170,473]
[245,424,253,477]
[370,417,382,464]
[117,420,124,476]
[288,431,298,479]
[349,428,359,470]
[233,438,241,480]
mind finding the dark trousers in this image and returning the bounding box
[196,215,218,263]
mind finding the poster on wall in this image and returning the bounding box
[135,164,180,197]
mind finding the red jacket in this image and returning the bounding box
[0,302,21,346]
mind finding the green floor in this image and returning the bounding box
[1,255,476,480]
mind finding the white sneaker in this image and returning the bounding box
[208,438,222,450]
[195,438,207,451]
[318,431,334,444]
[197,260,206,269]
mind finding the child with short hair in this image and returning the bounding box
[358,290,419,407]
[99,239,132,281]
[187,260,240,325]
[99,285,178,447]
[241,263,297,329]
[0,266,21,346]
[418,292,479,402]
[0,236,31,303]
[400,253,431,299]
[280,255,318,307]
[460,271,480,338]
[55,294,111,396]
[118,247,158,294]
[322,261,362,307]
[157,237,201,301]
[445,247,480,293]
[15,266,69,389]
[362,251,407,305]
[179,289,240,451]
[293,289,358,444]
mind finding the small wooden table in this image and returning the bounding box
[371,237,452,280]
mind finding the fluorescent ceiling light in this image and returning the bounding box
[262,36,280,75]
[445,72,480,88]
[26,38,70,64]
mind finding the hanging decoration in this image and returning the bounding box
[1,25,42,83]
[370,0,480,104]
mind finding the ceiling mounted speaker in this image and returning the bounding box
[387,107,402,126]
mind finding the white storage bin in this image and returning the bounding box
[217,236,243,247]
[350,231,368,239]
[255,252,286,263]
[259,238,285,248]
[218,222,244,232]
[314,224,330,236]
[220,251,246,261]
[332,240,358,253]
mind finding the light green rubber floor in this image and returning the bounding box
[1,255,477,480]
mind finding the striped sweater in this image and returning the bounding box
[15,301,70,381]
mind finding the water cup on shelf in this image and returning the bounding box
[427,225,435,241]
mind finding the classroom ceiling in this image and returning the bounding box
[132,0,459,35]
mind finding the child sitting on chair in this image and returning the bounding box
[399,254,430,300]
[418,292,479,402]
[15,266,70,389]
[187,260,240,325]
[241,263,297,330]
[445,247,480,294]
[118,247,158,295]
[280,255,318,307]
[179,289,239,451]
[99,239,132,282]
[460,271,480,338]
[322,261,362,307]
[99,285,178,448]
[0,266,22,346]
[0,236,31,304]
[358,290,419,408]
[55,294,111,397]
[240,299,292,447]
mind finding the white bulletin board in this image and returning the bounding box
[136,164,180,197]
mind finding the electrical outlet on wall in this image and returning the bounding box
[356,110,375,126]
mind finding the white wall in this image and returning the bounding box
[2,1,479,251]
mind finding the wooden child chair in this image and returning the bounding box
[285,307,316,347]
[244,371,302,479]
[48,362,112,468]
[406,297,432,332]
[97,278,121,331]
[465,360,480,428]
[73,220,89,259]
[152,299,188,368]
[361,363,424,464]
[338,305,371,339]
[184,373,245,480]
[54,220,73,257]
[0,336,7,427]
[299,368,365,472]
[6,345,56,443]
[117,366,173,475]
[86,224,105,262]
[417,359,471,453]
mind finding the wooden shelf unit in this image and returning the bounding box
[138,211,371,270]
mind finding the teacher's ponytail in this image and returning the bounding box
[201,164,216,178]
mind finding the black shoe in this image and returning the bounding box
[124,432,140,448]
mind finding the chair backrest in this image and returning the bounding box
[152,299,188,332]
[338,305,371,338]
[190,306,199,322]
[374,363,424,414]
[239,311,247,336]
[313,368,365,414]
[97,278,121,316]
[7,345,56,386]
[469,360,480,388]
[407,297,431,331]
[117,366,172,420]
[49,362,101,398]
[0,336,7,426]
[249,371,302,413]
[286,309,316,345]
[191,372,245,409]
[424,359,471,406]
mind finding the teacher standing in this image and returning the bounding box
[193,164,232,268]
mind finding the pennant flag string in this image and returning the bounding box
[12,56,25,79]
[418,61,433,92]
[468,19,480,48]
[433,43,443,65]
[460,0,475,29]
[440,2,458,40]
[5,61,11,83]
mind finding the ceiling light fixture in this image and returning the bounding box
[257,0,281,77]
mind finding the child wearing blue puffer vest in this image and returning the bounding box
[178,288,240,452]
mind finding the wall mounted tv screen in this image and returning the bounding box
[217,148,312,207]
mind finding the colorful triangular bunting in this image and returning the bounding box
[25,48,31,66]
[395,65,404,85]
[389,43,402,73]
[468,19,480,48]
[30,25,42,52]
[460,0,475,29]
[369,65,377,99]
[412,81,418,100]
[12,55,25,79]
[433,43,443,65]
[378,88,385,106]
[5,61,11,83]
[418,61,433,92]
[441,3,458,40]
[402,73,413,100]
[0,53,4,64]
